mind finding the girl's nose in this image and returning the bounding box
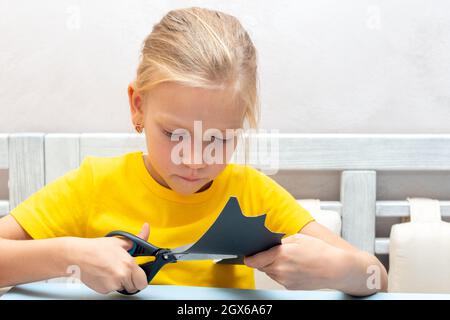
[180,146,207,169]
[184,161,207,170]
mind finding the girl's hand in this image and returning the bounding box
[244,233,348,290]
[64,223,150,294]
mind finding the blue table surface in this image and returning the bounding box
[2,282,450,300]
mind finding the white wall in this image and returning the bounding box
[1,0,449,134]
[1,1,450,199]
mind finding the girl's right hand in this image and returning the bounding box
[64,223,150,294]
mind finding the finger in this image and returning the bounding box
[265,271,278,281]
[244,246,280,269]
[137,222,150,241]
[121,271,138,294]
[131,263,149,291]
[115,237,134,251]
[115,223,150,251]
[265,271,287,288]
[281,233,304,244]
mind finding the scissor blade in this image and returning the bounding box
[170,243,195,254]
[174,253,238,261]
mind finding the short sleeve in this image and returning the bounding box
[9,157,95,239]
[243,167,315,237]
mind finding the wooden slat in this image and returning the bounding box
[375,238,390,255]
[239,133,450,171]
[66,133,450,171]
[296,200,342,215]
[8,133,45,209]
[0,200,9,217]
[319,201,342,214]
[45,134,80,184]
[0,134,8,216]
[0,134,8,169]
[377,201,450,217]
[340,171,377,253]
[79,133,146,160]
[298,200,450,219]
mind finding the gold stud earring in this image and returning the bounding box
[135,123,144,133]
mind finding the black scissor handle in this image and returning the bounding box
[106,230,160,257]
[115,252,176,296]
[105,230,176,295]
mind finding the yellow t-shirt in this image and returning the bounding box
[10,151,314,289]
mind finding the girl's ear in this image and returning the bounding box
[128,82,144,119]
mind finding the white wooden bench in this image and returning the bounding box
[2,133,450,259]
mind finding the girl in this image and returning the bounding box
[0,7,387,296]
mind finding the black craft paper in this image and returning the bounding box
[180,196,285,264]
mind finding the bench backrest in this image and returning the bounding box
[3,133,450,257]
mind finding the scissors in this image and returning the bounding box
[105,230,238,295]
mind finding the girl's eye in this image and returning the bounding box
[212,136,232,143]
[163,129,233,143]
[163,130,172,137]
[163,130,180,139]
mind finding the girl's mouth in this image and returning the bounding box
[177,175,202,182]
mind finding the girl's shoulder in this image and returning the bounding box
[224,163,278,189]
[226,162,273,178]
[76,151,142,180]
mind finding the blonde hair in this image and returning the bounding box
[135,7,259,130]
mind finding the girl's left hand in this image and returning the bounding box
[243,233,348,290]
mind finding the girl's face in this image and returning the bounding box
[129,82,245,195]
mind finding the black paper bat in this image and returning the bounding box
[180,196,285,264]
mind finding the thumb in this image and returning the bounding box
[281,233,304,244]
[115,223,151,251]
[136,222,150,241]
